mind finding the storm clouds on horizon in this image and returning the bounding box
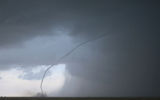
[0,0,160,97]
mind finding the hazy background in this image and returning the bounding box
[0,0,159,97]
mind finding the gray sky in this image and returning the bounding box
[0,0,160,97]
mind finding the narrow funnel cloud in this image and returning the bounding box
[40,34,108,96]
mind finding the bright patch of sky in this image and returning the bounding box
[0,64,68,96]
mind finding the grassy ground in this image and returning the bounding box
[0,97,160,100]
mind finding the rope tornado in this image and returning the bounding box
[40,34,108,96]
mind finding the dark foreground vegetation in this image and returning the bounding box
[0,97,160,100]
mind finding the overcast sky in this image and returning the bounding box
[0,0,160,97]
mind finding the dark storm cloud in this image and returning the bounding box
[0,0,72,47]
[1,0,159,47]
[0,0,160,97]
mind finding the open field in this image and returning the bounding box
[0,97,160,100]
